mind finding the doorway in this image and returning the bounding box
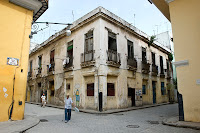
[152,81,156,104]
[128,88,135,106]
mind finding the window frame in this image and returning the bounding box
[107,83,115,96]
[87,83,94,96]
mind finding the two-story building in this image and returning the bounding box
[27,7,174,111]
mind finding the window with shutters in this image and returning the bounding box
[142,85,146,94]
[127,40,134,59]
[107,83,115,96]
[160,56,164,74]
[142,47,147,62]
[108,32,117,51]
[85,31,93,52]
[152,52,155,65]
[161,82,165,95]
[50,50,55,64]
[87,83,94,96]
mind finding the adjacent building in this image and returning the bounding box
[0,0,48,122]
[27,7,174,111]
[150,0,200,122]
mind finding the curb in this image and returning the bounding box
[26,101,171,114]
[162,118,200,130]
[19,116,40,133]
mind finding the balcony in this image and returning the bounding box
[63,57,73,71]
[165,69,171,79]
[27,71,32,80]
[48,63,55,75]
[127,57,137,71]
[142,61,150,74]
[36,67,42,78]
[152,64,158,76]
[160,70,165,78]
[81,50,95,68]
[107,49,121,67]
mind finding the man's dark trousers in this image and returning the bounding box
[65,108,71,121]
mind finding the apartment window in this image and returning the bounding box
[107,83,115,96]
[87,83,94,96]
[108,32,117,51]
[85,31,93,52]
[160,56,164,74]
[127,40,134,59]
[161,82,165,95]
[142,85,146,94]
[67,41,73,57]
[30,60,32,72]
[38,83,41,88]
[142,47,147,62]
[166,59,169,70]
[38,56,42,68]
[67,84,70,90]
[152,52,155,65]
[50,50,55,64]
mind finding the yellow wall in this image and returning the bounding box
[0,0,33,121]
[169,0,200,122]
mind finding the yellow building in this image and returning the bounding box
[0,0,48,122]
[150,0,200,122]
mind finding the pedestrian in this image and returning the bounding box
[41,93,46,108]
[64,93,73,123]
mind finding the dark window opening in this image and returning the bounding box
[87,83,94,96]
[160,56,164,74]
[51,90,54,96]
[107,83,115,96]
[30,61,32,72]
[38,56,42,68]
[161,82,165,95]
[142,85,146,94]
[108,32,117,51]
[128,88,132,97]
[142,47,147,62]
[38,83,41,88]
[152,52,155,65]
[50,50,55,64]
[127,40,134,59]
[67,84,70,90]
[167,59,169,70]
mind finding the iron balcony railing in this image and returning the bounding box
[152,64,158,76]
[63,57,73,69]
[48,63,55,73]
[127,57,137,69]
[81,50,95,63]
[107,49,121,64]
[142,61,150,74]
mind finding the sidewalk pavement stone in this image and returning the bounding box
[163,116,200,130]
[0,115,40,133]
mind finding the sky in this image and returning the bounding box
[30,0,171,45]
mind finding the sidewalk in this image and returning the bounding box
[0,115,40,133]
[26,101,170,114]
[163,116,200,130]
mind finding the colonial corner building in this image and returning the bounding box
[27,7,175,111]
[150,0,200,122]
[0,0,48,122]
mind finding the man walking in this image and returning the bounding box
[41,93,46,108]
[64,93,73,123]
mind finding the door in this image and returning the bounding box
[152,81,156,104]
[131,88,135,106]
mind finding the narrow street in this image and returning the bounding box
[25,103,198,133]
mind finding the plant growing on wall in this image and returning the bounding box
[148,35,156,47]
[168,53,173,61]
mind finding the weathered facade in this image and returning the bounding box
[27,7,174,111]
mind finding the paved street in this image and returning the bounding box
[25,103,198,133]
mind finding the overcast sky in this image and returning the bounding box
[31,0,171,45]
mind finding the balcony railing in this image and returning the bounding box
[28,71,32,78]
[165,69,171,79]
[107,49,121,67]
[63,57,73,70]
[127,57,137,70]
[48,63,55,74]
[81,50,95,67]
[152,64,158,76]
[38,67,42,74]
[142,61,150,74]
